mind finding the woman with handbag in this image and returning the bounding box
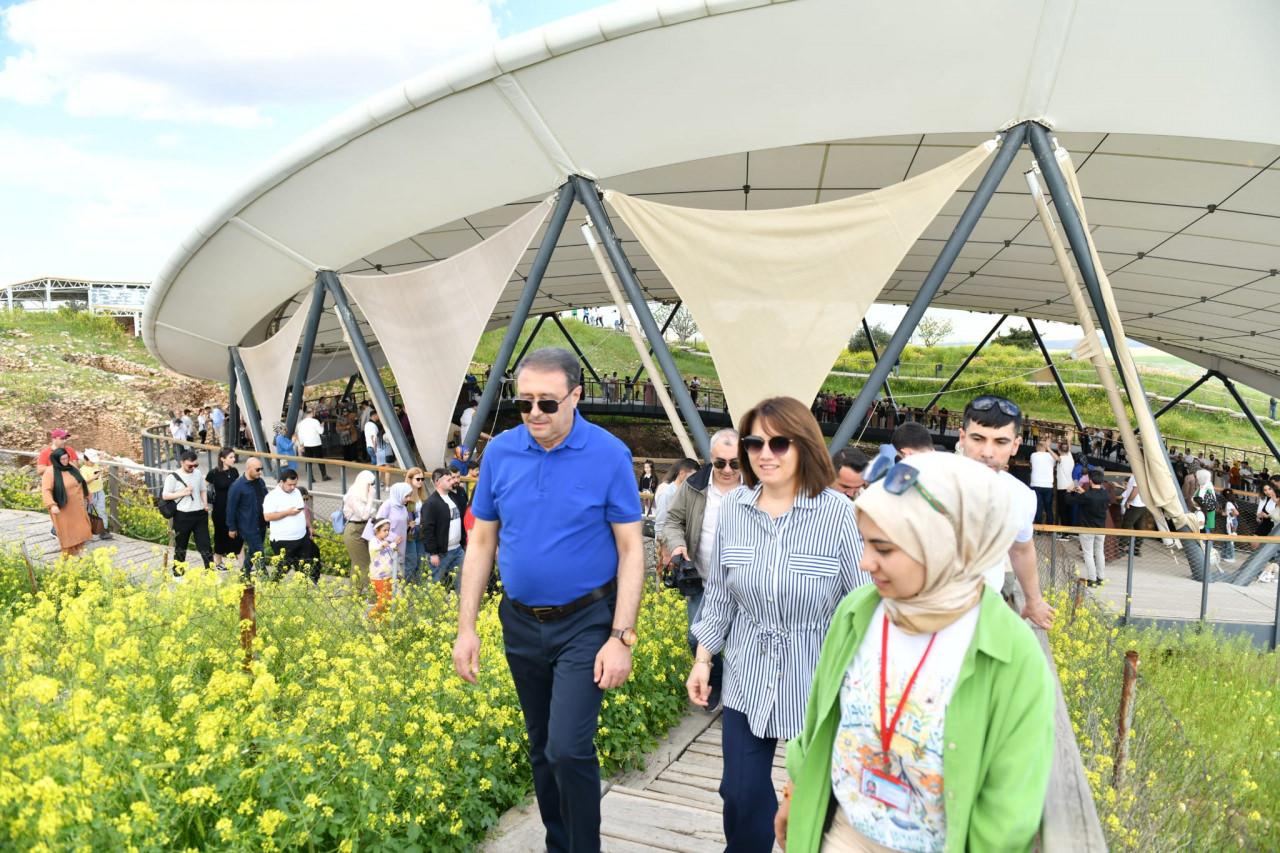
[341,470,378,595]
[206,447,240,570]
[41,447,93,558]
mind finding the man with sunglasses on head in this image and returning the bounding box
[662,428,741,711]
[956,395,1056,630]
[452,347,643,853]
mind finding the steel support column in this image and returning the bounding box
[862,318,897,408]
[550,313,604,387]
[227,353,241,450]
[630,300,682,385]
[341,373,360,404]
[465,184,576,451]
[571,175,711,460]
[830,122,1028,453]
[1027,317,1084,431]
[1153,370,1214,419]
[229,347,270,453]
[1214,371,1280,467]
[513,313,551,370]
[283,275,328,438]
[320,270,414,468]
[924,314,1007,412]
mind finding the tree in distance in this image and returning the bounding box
[654,303,699,343]
[848,322,892,353]
[994,327,1037,350]
[914,316,954,347]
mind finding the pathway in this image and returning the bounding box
[0,507,172,578]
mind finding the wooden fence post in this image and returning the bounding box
[106,468,121,534]
[239,584,256,671]
[1113,650,1139,788]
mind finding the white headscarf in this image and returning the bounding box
[855,452,1020,634]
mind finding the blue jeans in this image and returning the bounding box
[1032,486,1054,524]
[432,546,465,590]
[686,590,723,703]
[1221,537,1236,561]
[721,707,778,853]
[500,593,612,853]
[403,537,425,585]
[241,533,265,578]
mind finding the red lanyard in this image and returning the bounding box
[878,615,937,758]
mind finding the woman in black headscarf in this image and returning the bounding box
[40,447,92,557]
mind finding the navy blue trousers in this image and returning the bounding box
[500,594,612,853]
[720,706,779,853]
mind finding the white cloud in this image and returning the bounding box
[0,0,500,126]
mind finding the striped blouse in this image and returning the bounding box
[691,485,869,739]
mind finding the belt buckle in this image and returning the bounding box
[530,605,557,622]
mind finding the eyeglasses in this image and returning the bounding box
[411,477,424,482]
[967,396,1021,418]
[513,388,576,415]
[712,458,740,470]
[870,462,950,519]
[741,435,792,456]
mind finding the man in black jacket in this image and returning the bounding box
[424,467,469,590]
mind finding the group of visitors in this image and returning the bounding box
[449,347,1054,853]
[35,428,114,557]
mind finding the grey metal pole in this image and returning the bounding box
[513,313,551,369]
[1153,371,1214,419]
[1124,536,1135,625]
[862,318,897,408]
[229,346,271,453]
[630,300,682,385]
[924,314,1007,412]
[465,184,576,451]
[1272,570,1280,651]
[1027,317,1084,431]
[320,270,413,468]
[1214,371,1280,468]
[830,122,1028,453]
[1200,543,1211,619]
[227,352,241,451]
[550,313,604,387]
[571,175,711,460]
[283,275,328,438]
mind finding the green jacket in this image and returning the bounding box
[784,585,1054,852]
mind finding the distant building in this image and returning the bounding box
[2,276,149,335]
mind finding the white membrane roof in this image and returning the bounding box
[144,0,1280,397]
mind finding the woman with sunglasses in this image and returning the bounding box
[777,451,1053,853]
[402,467,430,584]
[687,397,868,853]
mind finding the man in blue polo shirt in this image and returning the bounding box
[453,347,644,853]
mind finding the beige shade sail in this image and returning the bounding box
[605,141,995,424]
[237,288,315,449]
[341,196,554,467]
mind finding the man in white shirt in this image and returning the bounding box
[262,469,312,576]
[363,412,382,465]
[1055,439,1076,528]
[662,429,741,710]
[296,408,331,481]
[210,405,225,445]
[957,396,1055,629]
[425,468,470,590]
[162,449,212,573]
[457,397,490,446]
[1028,438,1058,524]
[1119,475,1152,556]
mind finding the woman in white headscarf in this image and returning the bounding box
[341,470,378,593]
[778,451,1054,853]
[1193,468,1218,534]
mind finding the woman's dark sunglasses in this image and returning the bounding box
[741,435,792,456]
[870,462,950,518]
[513,389,575,415]
[712,458,741,470]
[968,395,1021,418]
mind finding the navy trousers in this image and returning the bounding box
[500,594,613,853]
[720,706,779,853]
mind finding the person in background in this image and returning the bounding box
[340,470,378,594]
[296,407,331,481]
[272,423,298,472]
[458,397,491,445]
[777,452,1053,852]
[1028,437,1058,525]
[35,428,79,475]
[1055,437,1076,532]
[363,482,412,591]
[1119,474,1152,557]
[831,447,870,500]
[262,469,311,578]
[688,398,867,852]
[210,404,226,446]
[79,449,112,540]
[1193,468,1218,538]
[206,447,239,569]
[637,459,658,517]
[364,411,384,466]
[402,467,429,584]
[337,408,359,462]
[226,458,268,576]
[890,421,934,457]
[181,409,195,441]
[1067,466,1112,586]
[41,447,92,558]
[1221,489,1239,563]
[196,408,209,444]
[367,518,399,619]
[653,458,699,566]
[424,467,469,590]
[163,450,213,574]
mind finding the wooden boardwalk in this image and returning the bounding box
[0,507,173,579]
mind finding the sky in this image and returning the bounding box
[0,0,1081,345]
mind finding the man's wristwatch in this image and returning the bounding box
[610,627,638,647]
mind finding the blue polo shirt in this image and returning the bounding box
[471,412,641,605]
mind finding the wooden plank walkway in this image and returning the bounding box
[0,507,173,580]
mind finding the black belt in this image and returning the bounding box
[507,578,617,623]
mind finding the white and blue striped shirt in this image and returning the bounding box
[691,485,869,739]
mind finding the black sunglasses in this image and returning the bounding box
[741,435,792,456]
[968,396,1021,418]
[712,458,740,470]
[513,388,576,415]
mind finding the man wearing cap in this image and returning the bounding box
[453,347,643,853]
[35,429,78,475]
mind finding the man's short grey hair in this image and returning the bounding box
[709,428,739,449]
[515,347,582,389]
